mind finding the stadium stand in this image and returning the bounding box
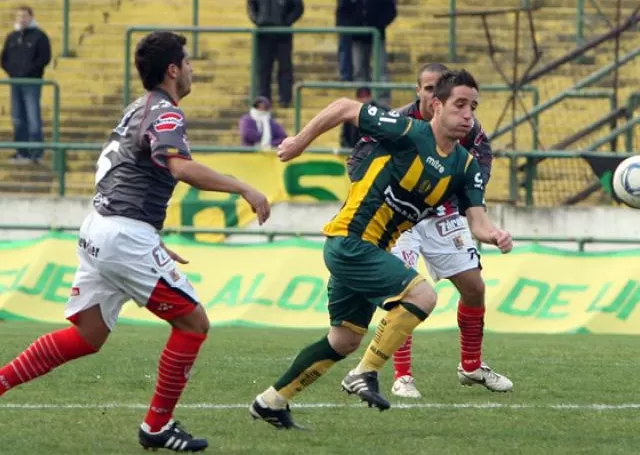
[0,0,638,204]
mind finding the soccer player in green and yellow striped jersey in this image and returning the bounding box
[250,70,513,429]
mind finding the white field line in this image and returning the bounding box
[1,402,639,410]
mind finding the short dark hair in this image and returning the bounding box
[135,31,187,91]
[433,69,479,105]
[416,62,449,84]
[17,5,33,16]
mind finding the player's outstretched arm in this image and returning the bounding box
[278,98,363,162]
[168,158,271,225]
[465,207,512,253]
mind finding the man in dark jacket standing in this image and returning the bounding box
[351,0,396,106]
[1,6,51,163]
[248,0,304,108]
[335,0,357,81]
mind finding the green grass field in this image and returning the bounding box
[1,322,639,454]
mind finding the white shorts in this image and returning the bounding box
[391,212,480,281]
[64,211,200,330]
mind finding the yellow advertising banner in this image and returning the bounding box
[2,234,640,335]
[164,153,350,242]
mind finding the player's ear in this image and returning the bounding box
[167,63,179,80]
[432,97,443,115]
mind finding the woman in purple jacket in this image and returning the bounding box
[239,96,288,147]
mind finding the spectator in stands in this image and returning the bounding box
[239,96,288,148]
[1,5,51,164]
[336,0,357,81]
[248,0,304,109]
[351,0,396,107]
[340,86,381,148]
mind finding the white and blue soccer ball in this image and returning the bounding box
[612,155,640,208]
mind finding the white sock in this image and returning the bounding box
[140,419,174,434]
[258,386,288,410]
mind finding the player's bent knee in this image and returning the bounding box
[71,306,111,350]
[403,281,438,315]
[170,304,210,334]
[327,325,363,356]
[450,269,485,306]
[464,278,485,299]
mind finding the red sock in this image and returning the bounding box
[0,326,98,396]
[458,301,485,372]
[144,328,207,432]
[393,335,413,379]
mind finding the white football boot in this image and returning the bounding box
[391,375,422,398]
[457,362,513,392]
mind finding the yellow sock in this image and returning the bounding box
[354,303,427,374]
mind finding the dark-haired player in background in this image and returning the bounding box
[0,31,270,452]
[347,63,511,399]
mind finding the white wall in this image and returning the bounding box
[1,196,639,251]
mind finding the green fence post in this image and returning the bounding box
[52,82,60,146]
[578,238,587,252]
[372,28,382,100]
[52,81,61,190]
[576,0,585,54]
[62,0,71,57]
[608,92,617,151]
[294,84,303,133]
[531,88,540,150]
[192,0,199,58]
[525,156,535,206]
[58,148,67,197]
[508,154,518,204]
[124,29,132,106]
[448,0,457,62]
[250,29,258,106]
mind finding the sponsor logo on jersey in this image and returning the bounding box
[383,186,433,223]
[401,250,418,268]
[150,100,173,111]
[152,245,172,267]
[436,214,466,237]
[153,112,184,133]
[418,179,432,193]
[71,287,80,297]
[169,268,181,282]
[426,156,445,174]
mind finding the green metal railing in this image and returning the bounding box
[448,0,457,62]
[490,46,640,142]
[0,142,634,206]
[1,224,639,252]
[62,0,70,56]
[0,77,60,173]
[123,26,382,107]
[293,81,541,149]
[0,78,60,147]
[576,0,586,49]
[587,117,640,153]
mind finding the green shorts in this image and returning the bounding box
[323,235,424,334]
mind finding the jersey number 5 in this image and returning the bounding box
[95,140,119,185]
